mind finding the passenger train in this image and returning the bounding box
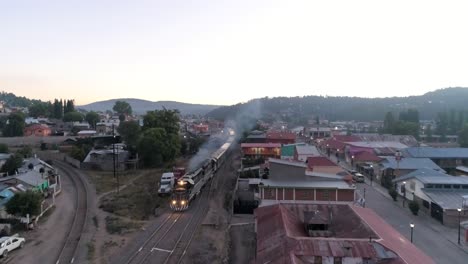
[170,132,235,211]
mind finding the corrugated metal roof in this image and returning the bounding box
[296,145,320,156]
[307,157,336,167]
[255,204,431,264]
[405,147,468,159]
[380,157,443,171]
[423,190,468,210]
[392,168,449,182]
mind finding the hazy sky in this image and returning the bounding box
[1,1,468,106]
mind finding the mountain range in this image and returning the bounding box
[77,98,220,116]
[206,87,468,122]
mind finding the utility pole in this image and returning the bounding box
[112,124,119,194]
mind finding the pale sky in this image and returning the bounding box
[1,0,468,106]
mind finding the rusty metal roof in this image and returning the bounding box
[255,203,434,264]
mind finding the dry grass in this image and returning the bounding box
[87,169,146,194]
[99,168,169,220]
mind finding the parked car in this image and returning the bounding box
[353,173,365,183]
[0,235,25,258]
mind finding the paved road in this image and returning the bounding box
[356,183,468,264]
[321,149,468,264]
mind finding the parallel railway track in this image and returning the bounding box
[54,161,89,264]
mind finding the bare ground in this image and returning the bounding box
[87,157,190,264]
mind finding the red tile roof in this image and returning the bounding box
[354,151,383,162]
[266,131,296,140]
[307,157,336,168]
[333,135,361,142]
[255,203,434,264]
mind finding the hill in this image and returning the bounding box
[78,98,220,116]
[207,87,468,122]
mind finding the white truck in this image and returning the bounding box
[0,234,25,258]
[158,172,175,196]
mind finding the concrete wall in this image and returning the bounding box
[260,187,354,202]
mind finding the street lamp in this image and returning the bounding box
[351,155,355,167]
[410,223,414,243]
[458,208,462,245]
[370,165,373,186]
[402,181,407,207]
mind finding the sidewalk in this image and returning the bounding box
[323,150,468,255]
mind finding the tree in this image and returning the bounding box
[53,99,63,119]
[17,145,33,158]
[459,125,468,147]
[2,112,25,137]
[409,200,420,215]
[388,188,398,201]
[64,99,75,114]
[1,154,23,175]
[425,124,433,142]
[63,111,84,122]
[28,102,50,118]
[85,111,100,129]
[143,109,180,135]
[113,101,132,115]
[6,190,43,217]
[118,121,141,148]
[436,112,448,137]
[138,128,168,167]
[119,113,126,122]
[0,143,8,153]
[383,112,395,133]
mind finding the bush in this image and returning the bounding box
[388,188,398,201]
[409,201,420,215]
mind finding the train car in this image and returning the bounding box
[170,134,235,211]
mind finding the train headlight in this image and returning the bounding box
[172,200,177,205]
[181,200,186,205]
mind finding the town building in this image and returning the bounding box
[393,169,468,226]
[266,130,296,144]
[258,158,355,203]
[294,145,320,162]
[241,143,281,159]
[255,203,434,264]
[404,147,468,174]
[23,124,52,137]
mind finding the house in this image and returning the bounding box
[294,145,320,162]
[265,130,296,144]
[255,203,434,264]
[280,143,305,160]
[306,156,336,168]
[82,145,129,171]
[23,124,52,137]
[306,126,332,139]
[240,143,281,159]
[15,170,49,191]
[404,147,468,174]
[455,166,468,176]
[258,158,355,204]
[393,169,468,226]
[377,157,444,188]
[77,130,97,137]
[244,130,266,143]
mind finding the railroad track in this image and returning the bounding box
[124,167,218,264]
[54,161,89,264]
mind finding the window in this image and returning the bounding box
[426,184,433,189]
[462,185,468,189]
[443,185,452,189]
[453,185,460,189]
[334,257,343,264]
[410,181,416,190]
[435,184,443,189]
